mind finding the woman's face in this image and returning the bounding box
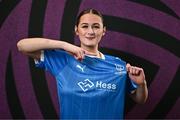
[75,13,106,48]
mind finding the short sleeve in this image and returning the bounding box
[126,75,137,94]
[113,57,137,94]
[34,49,69,76]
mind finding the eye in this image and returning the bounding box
[93,25,100,29]
[81,25,88,28]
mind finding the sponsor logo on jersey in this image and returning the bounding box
[96,81,116,90]
[78,79,94,92]
[78,79,116,92]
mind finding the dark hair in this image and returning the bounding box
[75,8,105,27]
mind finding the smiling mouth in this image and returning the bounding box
[86,37,95,40]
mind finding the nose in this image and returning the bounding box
[87,27,95,35]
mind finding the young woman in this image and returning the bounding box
[17,9,148,119]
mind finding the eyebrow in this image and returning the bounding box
[80,23,100,25]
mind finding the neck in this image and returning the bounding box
[81,44,101,57]
[81,44,98,53]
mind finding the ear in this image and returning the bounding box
[74,26,79,35]
[102,26,106,36]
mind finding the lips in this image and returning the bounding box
[85,37,95,40]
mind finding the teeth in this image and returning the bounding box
[86,37,94,39]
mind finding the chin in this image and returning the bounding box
[83,43,96,47]
[82,41,95,46]
[85,44,96,47]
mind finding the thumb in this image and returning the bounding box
[126,63,131,72]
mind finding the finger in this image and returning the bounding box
[135,68,140,75]
[134,68,140,75]
[80,50,85,59]
[132,67,142,75]
[78,51,83,61]
[132,67,136,75]
[74,51,82,61]
[129,67,133,74]
[129,66,136,75]
[74,55,78,60]
[138,68,144,75]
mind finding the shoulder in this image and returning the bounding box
[44,49,66,54]
[44,49,70,57]
[43,49,74,62]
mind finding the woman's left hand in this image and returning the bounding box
[126,63,146,85]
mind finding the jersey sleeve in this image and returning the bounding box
[34,49,69,76]
[126,75,137,94]
[113,56,138,94]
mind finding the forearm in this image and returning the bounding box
[131,80,148,104]
[17,38,66,53]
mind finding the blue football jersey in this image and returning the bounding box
[35,49,137,119]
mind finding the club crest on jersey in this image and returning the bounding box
[115,64,126,75]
